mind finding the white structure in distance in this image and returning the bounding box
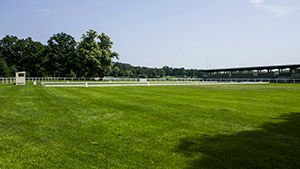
[15,71,26,85]
[138,78,147,82]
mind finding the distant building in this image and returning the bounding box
[15,71,26,85]
[138,74,147,82]
[203,64,300,80]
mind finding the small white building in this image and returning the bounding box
[15,71,26,85]
[138,74,147,82]
[138,78,147,82]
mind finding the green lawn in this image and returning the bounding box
[0,83,299,168]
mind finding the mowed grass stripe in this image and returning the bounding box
[0,84,299,168]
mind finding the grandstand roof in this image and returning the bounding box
[202,64,300,72]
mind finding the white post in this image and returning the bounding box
[85,82,88,88]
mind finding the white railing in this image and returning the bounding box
[40,81,270,88]
[0,77,15,84]
[1,77,299,85]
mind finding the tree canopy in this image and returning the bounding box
[0,29,204,78]
[109,62,204,78]
[0,30,119,77]
[46,32,77,77]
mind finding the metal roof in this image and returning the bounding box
[202,64,300,72]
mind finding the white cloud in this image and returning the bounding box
[249,0,264,5]
[249,0,299,17]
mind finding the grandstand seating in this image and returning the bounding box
[203,64,300,80]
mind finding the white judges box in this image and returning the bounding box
[15,71,26,85]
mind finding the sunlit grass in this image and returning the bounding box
[0,83,299,168]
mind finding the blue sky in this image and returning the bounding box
[1,0,300,69]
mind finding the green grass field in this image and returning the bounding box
[0,83,299,168]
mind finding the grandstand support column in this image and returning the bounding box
[290,68,295,73]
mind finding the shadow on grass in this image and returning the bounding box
[177,113,300,169]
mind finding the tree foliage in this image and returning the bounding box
[46,32,77,77]
[0,29,119,77]
[77,30,119,77]
[0,35,45,76]
[0,30,204,78]
[110,62,204,78]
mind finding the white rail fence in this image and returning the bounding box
[41,81,270,88]
[1,77,300,85]
[0,77,203,84]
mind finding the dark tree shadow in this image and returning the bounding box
[177,113,300,169]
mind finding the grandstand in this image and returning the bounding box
[202,64,300,82]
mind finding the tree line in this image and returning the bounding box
[109,62,204,78]
[0,30,204,78]
[0,29,118,77]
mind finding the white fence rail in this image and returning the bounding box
[1,77,300,85]
[41,81,270,88]
[0,77,15,84]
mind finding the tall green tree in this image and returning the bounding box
[98,33,119,76]
[77,30,102,77]
[77,30,118,77]
[17,37,46,76]
[46,33,77,77]
[0,35,19,72]
[0,36,46,76]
